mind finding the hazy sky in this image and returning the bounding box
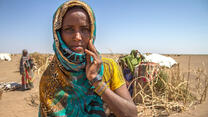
[0,0,208,54]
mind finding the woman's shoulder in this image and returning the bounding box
[101,57,119,72]
[101,57,122,72]
[101,57,117,66]
[101,57,126,91]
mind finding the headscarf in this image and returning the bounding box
[22,49,28,57]
[53,0,98,72]
[39,1,105,117]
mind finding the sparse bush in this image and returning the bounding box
[154,69,168,92]
[30,52,49,68]
[131,64,208,116]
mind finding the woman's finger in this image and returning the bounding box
[85,49,99,65]
[85,50,91,67]
[85,49,97,61]
[88,39,98,55]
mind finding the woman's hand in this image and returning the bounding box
[85,39,102,82]
[85,40,137,117]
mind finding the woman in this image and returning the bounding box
[39,1,137,117]
[20,49,34,90]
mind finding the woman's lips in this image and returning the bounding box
[71,46,83,51]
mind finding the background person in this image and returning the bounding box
[19,49,34,90]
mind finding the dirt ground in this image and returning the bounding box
[0,54,207,117]
[0,55,39,117]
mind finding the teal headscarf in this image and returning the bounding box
[52,0,98,72]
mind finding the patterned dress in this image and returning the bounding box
[20,56,34,90]
[39,56,125,117]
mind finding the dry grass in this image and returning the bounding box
[30,52,52,68]
[192,63,208,104]
[130,64,208,116]
[30,52,53,75]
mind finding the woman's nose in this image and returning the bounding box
[74,32,82,41]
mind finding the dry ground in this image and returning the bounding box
[0,54,207,117]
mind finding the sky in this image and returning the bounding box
[0,0,208,54]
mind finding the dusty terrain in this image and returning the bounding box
[0,54,207,117]
[0,55,39,117]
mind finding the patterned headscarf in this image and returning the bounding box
[53,0,99,72]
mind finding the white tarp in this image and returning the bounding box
[0,53,11,61]
[143,54,177,68]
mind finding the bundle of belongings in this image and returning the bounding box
[0,82,22,91]
[118,50,177,103]
[0,82,22,100]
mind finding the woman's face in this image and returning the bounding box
[61,8,91,54]
[23,50,28,56]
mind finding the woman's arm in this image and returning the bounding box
[94,82,137,117]
[19,57,24,75]
[85,40,137,117]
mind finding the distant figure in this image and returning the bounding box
[126,50,143,73]
[19,49,34,90]
[118,50,143,96]
[123,65,134,96]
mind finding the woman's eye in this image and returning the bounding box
[81,28,90,33]
[63,28,74,33]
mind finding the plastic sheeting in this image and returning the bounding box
[0,53,11,61]
[143,54,177,68]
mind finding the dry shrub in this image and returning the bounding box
[30,52,54,75]
[30,52,50,68]
[192,63,208,104]
[130,63,208,117]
